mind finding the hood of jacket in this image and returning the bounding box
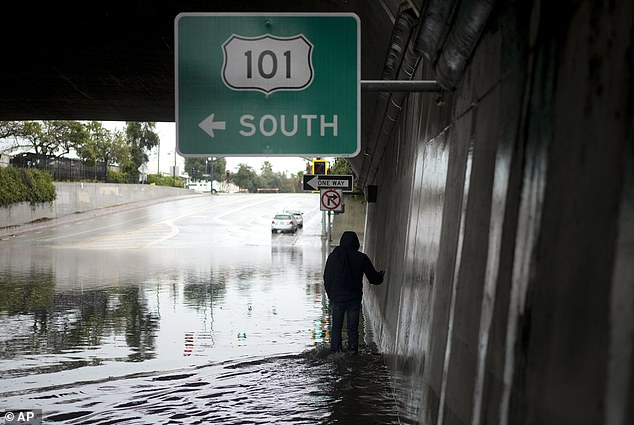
[339,231,360,251]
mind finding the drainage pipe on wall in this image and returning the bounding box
[416,0,460,64]
[358,0,460,189]
[358,10,429,189]
[361,40,420,187]
[435,0,496,89]
[358,0,497,190]
[349,8,418,179]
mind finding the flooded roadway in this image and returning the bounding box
[0,193,400,424]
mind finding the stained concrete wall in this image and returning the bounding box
[330,194,367,246]
[360,1,633,424]
[0,182,192,231]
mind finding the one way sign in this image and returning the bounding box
[303,174,353,192]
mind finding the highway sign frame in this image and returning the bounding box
[303,174,353,192]
[175,13,360,157]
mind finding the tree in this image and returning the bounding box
[259,161,280,189]
[294,170,306,192]
[102,131,129,169]
[185,157,207,180]
[77,122,129,179]
[5,121,89,158]
[329,157,354,176]
[232,163,258,192]
[185,157,226,181]
[0,121,28,154]
[122,122,160,182]
[77,121,106,164]
[278,172,300,193]
[0,121,23,141]
[51,121,89,158]
[1,120,91,158]
[329,157,361,193]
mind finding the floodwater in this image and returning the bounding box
[0,194,399,424]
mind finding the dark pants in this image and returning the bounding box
[330,299,362,353]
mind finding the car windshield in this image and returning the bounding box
[274,214,292,220]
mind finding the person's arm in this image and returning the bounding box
[362,254,385,285]
[323,253,336,296]
[323,254,333,282]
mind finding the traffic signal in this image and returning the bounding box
[312,159,328,175]
[225,170,231,181]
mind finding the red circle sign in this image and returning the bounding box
[321,189,342,210]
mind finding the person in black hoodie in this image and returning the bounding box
[323,231,385,353]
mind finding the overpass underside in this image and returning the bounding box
[2,1,633,424]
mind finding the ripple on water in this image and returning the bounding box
[2,348,400,424]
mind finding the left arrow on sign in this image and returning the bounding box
[306,175,319,190]
[198,114,226,138]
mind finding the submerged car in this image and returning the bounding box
[271,213,298,233]
[284,210,304,228]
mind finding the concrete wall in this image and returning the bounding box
[361,1,633,424]
[0,182,192,230]
[330,194,367,246]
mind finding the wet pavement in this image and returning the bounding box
[0,193,400,424]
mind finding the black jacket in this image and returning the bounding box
[323,231,384,302]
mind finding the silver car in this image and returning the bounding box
[271,213,298,233]
[285,210,304,228]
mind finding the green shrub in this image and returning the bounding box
[19,168,53,204]
[0,167,26,206]
[147,174,184,188]
[0,167,56,207]
[107,170,128,183]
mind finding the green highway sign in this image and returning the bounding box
[175,13,360,157]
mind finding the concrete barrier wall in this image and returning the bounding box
[330,194,367,245]
[0,182,191,230]
[361,2,633,425]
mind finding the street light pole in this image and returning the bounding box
[210,157,215,194]
[207,157,214,195]
[172,149,177,186]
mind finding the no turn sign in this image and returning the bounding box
[320,189,343,212]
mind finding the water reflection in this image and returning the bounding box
[0,273,160,379]
[0,242,330,380]
[0,196,398,423]
[0,272,55,315]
